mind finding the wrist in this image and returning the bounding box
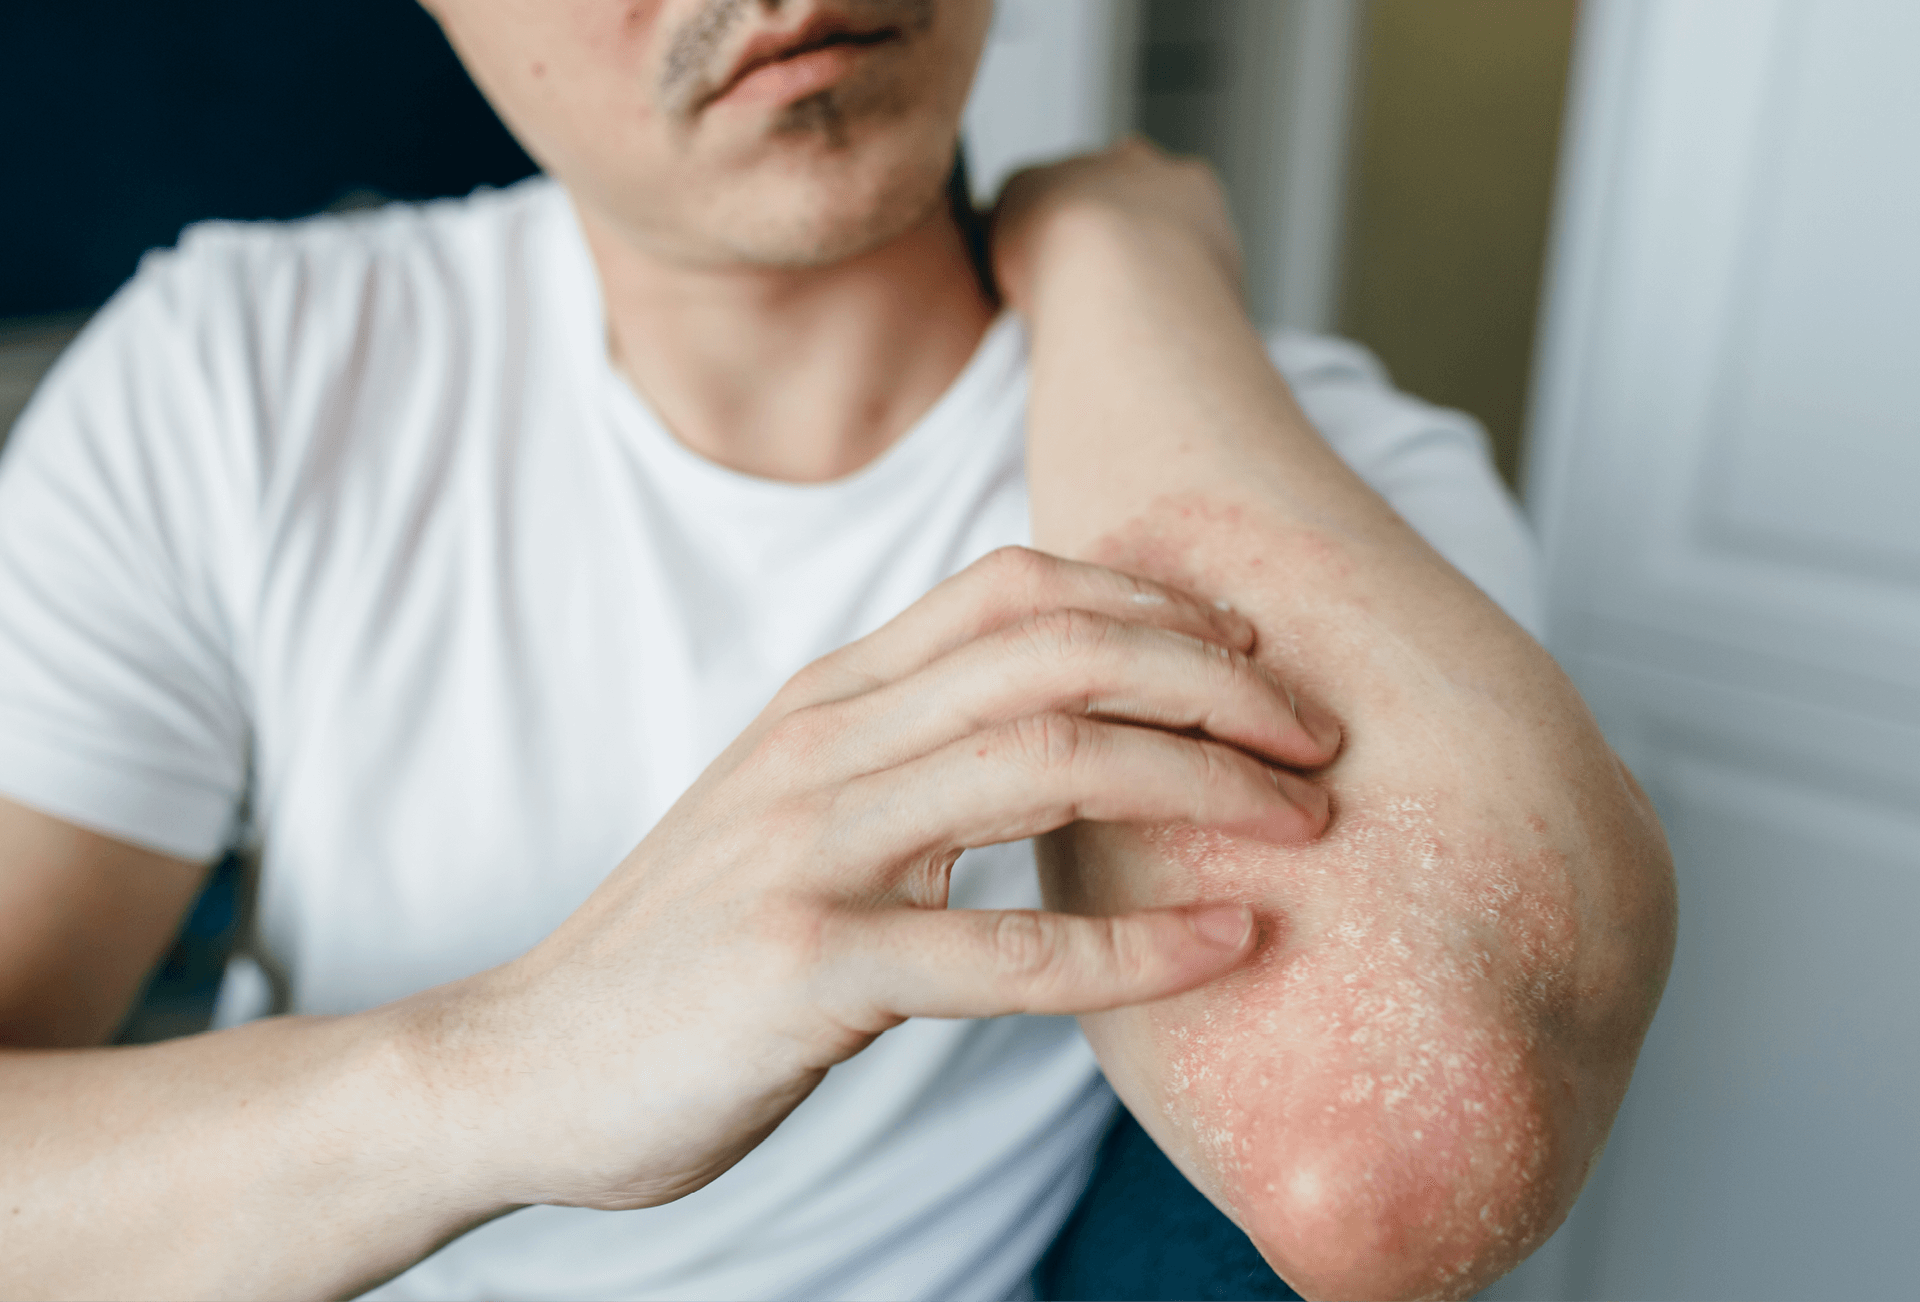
[346,976,526,1218]
[1021,202,1240,321]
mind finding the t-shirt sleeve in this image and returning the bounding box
[1268,331,1546,640]
[0,246,254,860]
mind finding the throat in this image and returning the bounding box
[617,353,943,484]
[590,203,996,485]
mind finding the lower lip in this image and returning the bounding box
[717,40,887,107]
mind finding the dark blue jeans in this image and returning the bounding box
[1035,1109,1302,1302]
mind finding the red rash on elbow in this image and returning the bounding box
[1140,801,1579,1298]
[1080,494,1600,1295]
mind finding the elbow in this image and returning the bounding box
[1237,1074,1576,1300]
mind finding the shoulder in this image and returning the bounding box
[139,175,568,359]
[51,176,568,396]
[4,178,571,562]
[163,174,567,284]
[55,177,572,484]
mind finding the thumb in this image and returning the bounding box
[847,903,1256,1021]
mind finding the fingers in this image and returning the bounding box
[834,712,1329,862]
[809,547,1254,703]
[837,902,1256,1020]
[826,607,1339,776]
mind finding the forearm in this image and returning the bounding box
[1024,206,1487,609]
[1022,210,1674,1296]
[0,999,504,1301]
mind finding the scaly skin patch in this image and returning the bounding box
[1065,493,1630,1297]
[1141,805,1571,1297]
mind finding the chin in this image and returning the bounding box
[699,108,958,268]
[728,191,943,268]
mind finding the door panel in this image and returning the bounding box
[1598,736,1919,1299]
[1501,0,1920,1297]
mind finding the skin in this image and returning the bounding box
[0,561,1325,1300]
[0,2,1675,1299]
[995,149,1675,1295]
[432,0,998,480]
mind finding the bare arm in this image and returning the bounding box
[996,143,1677,1299]
[0,552,1329,1299]
[0,796,508,1301]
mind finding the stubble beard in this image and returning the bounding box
[652,0,951,268]
[710,121,954,269]
[698,63,954,268]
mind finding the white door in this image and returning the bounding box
[1497,1,1920,1297]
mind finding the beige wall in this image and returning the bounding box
[1339,0,1578,488]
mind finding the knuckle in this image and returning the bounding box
[1021,607,1112,662]
[1101,916,1156,986]
[782,655,833,698]
[962,547,1058,632]
[1011,712,1089,774]
[781,649,882,707]
[769,662,827,714]
[1193,735,1242,793]
[978,544,1050,589]
[752,897,882,1040]
[756,703,833,770]
[989,910,1058,978]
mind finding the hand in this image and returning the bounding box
[989,137,1242,315]
[420,546,1339,1213]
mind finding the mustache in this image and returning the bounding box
[659,0,934,113]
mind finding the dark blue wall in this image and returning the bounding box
[1,0,537,316]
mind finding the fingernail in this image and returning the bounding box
[1295,695,1343,758]
[1269,768,1331,838]
[1130,590,1169,606]
[1212,600,1256,649]
[1190,904,1254,950]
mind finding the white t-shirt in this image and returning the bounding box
[0,177,1541,1301]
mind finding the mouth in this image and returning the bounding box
[704,15,904,109]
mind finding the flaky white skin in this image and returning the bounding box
[1001,143,1677,1300]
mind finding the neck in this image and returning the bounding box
[579,198,997,484]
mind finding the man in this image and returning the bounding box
[0,0,1675,1298]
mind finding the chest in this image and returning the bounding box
[235,399,1035,1012]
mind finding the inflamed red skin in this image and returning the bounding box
[1039,495,1675,1300]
